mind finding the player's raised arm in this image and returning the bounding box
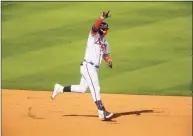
[91,11,110,36]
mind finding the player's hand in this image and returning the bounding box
[101,11,110,19]
[108,60,112,68]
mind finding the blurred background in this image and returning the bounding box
[1,2,192,96]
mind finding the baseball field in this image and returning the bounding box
[2,2,192,136]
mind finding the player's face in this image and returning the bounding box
[100,29,108,37]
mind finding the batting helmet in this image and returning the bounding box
[98,22,109,36]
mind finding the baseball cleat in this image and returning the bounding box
[104,111,114,119]
[98,110,114,121]
[51,83,63,100]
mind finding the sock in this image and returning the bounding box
[95,100,106,111]
[63,86,71,92]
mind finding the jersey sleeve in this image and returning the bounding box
[90,17,104,35]
[103,39,110,55]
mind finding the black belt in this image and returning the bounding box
[80,59,99,68]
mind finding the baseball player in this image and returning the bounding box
[51,11,113,121]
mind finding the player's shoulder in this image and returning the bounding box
[89,31,99,39]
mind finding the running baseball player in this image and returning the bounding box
[51,11,113,121]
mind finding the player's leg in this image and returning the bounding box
[81,63,101,101]
[51,63,89,99]
[83,63,113,120]
[51,76,88,99]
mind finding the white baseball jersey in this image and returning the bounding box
[84,31,110,66]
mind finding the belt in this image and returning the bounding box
[80,59,99,68]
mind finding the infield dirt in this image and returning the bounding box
[2,89,192,136]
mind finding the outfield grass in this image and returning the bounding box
[2,2,192,96]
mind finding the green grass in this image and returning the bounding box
[2,2,192,96]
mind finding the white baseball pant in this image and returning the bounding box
[70,61,101,102]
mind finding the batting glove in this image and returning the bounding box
[101,11,110,19]
[108,60,112,68]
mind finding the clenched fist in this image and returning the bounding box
[101,11,110,19]
[108,60,112,68]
